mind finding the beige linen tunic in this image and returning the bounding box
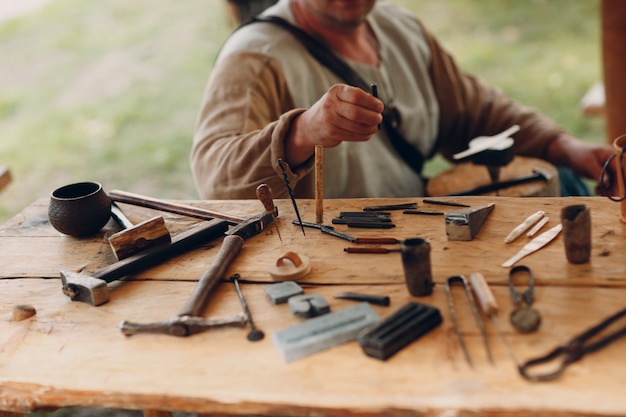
[191,0,563,200]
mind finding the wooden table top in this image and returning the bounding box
[1,196,626,416]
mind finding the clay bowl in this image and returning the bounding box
[48,181,111,237]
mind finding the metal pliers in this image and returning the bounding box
[518,307,626,381]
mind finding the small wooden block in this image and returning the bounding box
[10,304,36,321]
[108,216,171,260]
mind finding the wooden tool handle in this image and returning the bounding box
[343,247,399,254]
[469,272,497,315]
[92,219,228,283]
[178,234,244,317]
[256,184,276,215]
[353,237,400,244]
[109,189,245,225]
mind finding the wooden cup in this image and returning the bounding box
[602,134,626,223]
[614,135,626,223]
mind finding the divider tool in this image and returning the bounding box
[277,158,305,236]
[444,275,493,367]
[469,272,519,365]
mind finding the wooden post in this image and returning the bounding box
[602,0,626,142]
[315,145,324,224]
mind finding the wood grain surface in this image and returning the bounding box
[0,196,625,416]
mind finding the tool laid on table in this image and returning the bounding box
[332,211,395,229]
[526,216,549,237]
[504,210,545,243]
[358,301,442,360]
[230,273,264,342]
[422,199,470,208]
[445,203,495,241]
[120,234,247,337]
[108,189,247,225]
[272,302,380,363]
[108,202,171,261]
[469,272,519,365]
[119,187,281,336]
[362,202,417,211]
[277,158,305,236]
[333,292,390,306]
[501,223,562,267]
[61,219,229,306]
[519,307,626,382]
[444,275,493,367]
[293,220,399,244]
[62,188,277,306]
[508,265,541,333]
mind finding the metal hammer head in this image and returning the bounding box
[532,168,553,182]
[60,270,110,306]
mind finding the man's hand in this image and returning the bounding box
[547,133,618,195]
[285,84,384,166]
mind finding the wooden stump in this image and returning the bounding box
[426,156,559,197]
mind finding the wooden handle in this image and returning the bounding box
[256,184,276,215]
[109,189,245,225]
[315,145,324,224]
[343,247,399,254]
[469,272,497,315]
[92,219,229,283]
[353,237,400,244]
[178,234,243,317]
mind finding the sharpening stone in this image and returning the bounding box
[272,302,380,363]
[288,294,330,318]
[358,302,442,360]
[264,281,304,304]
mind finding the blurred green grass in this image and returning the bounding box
[0,0,604,225]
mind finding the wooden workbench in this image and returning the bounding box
[1,196,626,416]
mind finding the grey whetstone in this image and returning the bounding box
[264,281,304,304]
[272,302,380,363]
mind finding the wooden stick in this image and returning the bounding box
[108,189,245,225]
[315,145,324,224]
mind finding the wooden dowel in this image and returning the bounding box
[315,145,324,224]
[109,189,245,225]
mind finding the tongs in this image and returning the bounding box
[518,307,626,381]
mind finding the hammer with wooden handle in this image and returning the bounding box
[119,185,282,336]
[120,234,247,337]
[61,219,229,306]
[60,186,277,306]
